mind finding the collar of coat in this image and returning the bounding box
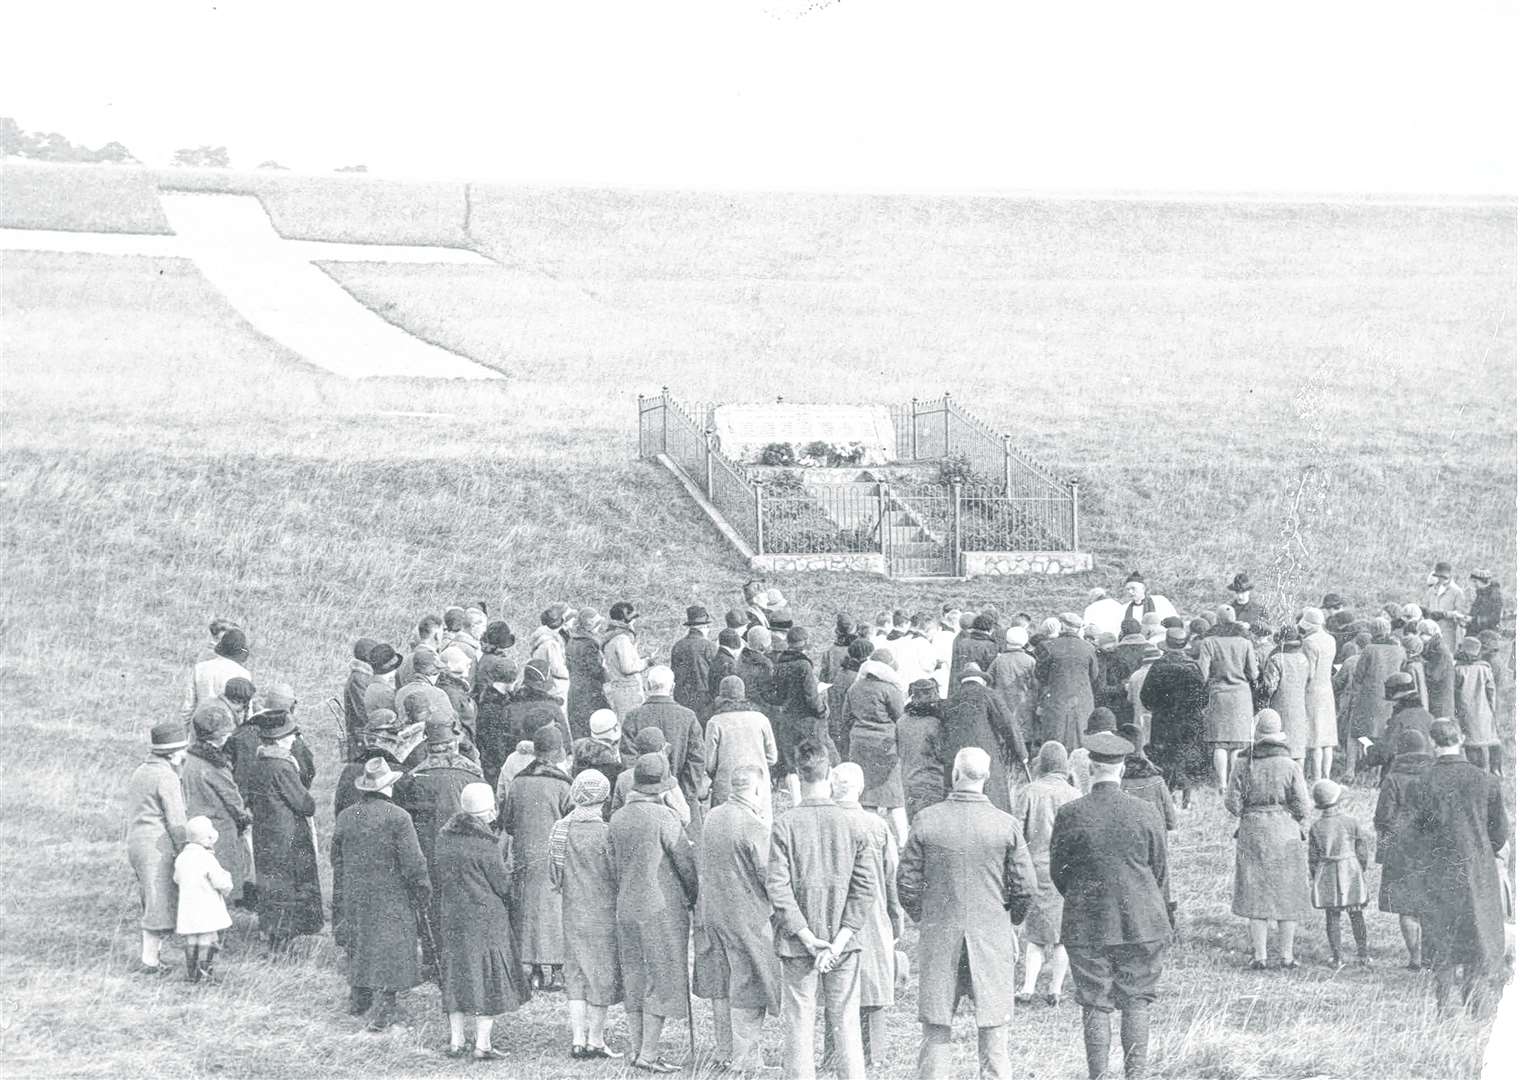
[1249,742,1292,760]
[415,750,483,777]
[644,693,675,704]
[574,737,621,765]
[710,699,756,715]
[188,741,231,770]
[1455,656,1490,668]
[728,791,769,818]
[520,758,573,784]
[255,744,296,764]
[740,648,772,663]
[946,790,990,802]
[1390,751,1434,773]
[859,659,897,684]
[441,810,496,839]
[778,649,811,665]
[350,658,373,675]
[605,622,636,641]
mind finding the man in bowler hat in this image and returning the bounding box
[671,605,717,726]
[1049,730,1170,1079]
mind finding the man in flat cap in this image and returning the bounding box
[1049,730,1170,1080]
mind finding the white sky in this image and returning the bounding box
[2,0,1516,194]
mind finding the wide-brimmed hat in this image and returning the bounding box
[633,752,673,794]
[1311,779,1343,809]
[1227,573,1253,593]
[367,643,402,675]
[589,709,620,740]
[1433,561,1453,577]
[363,708,401,735]
[150,720,190,753]
[1081,731,1134,763]
[191,701,236,740]
[1253,709,1286,744]
[684,605,712,627]
[259,714,298,740]
[1085,707,1117,735]
[460,782,495,816]
[1297,608,1325,632]
[1384,671,1419,700]
[1470,570,1493,584]
[355,756,404,792]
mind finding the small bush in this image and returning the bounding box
[758,442,797,466]
[937,452,978,487]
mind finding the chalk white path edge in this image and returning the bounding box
[0,191,503,381]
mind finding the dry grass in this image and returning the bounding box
[0,163,1515,1077]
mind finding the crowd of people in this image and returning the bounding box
[124,566,1514,1079]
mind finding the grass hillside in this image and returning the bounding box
[0,162,1515,1077]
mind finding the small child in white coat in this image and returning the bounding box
[174,815,233,982]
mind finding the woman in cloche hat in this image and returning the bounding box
[125,720,192,973]
[1224,709,1314,970]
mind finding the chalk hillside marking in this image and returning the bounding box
[0,190,503,380]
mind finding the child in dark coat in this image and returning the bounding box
[1308,780,1375,966]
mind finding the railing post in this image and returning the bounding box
[754,484,764,555]
[952,482,963,575]
[910,398,919,460]
[878,482,890,563]
[1068,478,1080,551]
[1002,434,1013,496]
[660,385,669,455]
[704,432,714,497]
[942,392,951,457]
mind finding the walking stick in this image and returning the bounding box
[686,992,698,1073]
[417,899,443,989]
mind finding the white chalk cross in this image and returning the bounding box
[0,191,502,380]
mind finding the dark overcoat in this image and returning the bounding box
[181,743,252,901]
[899,703,947,821]
[827,665,860,754]
[1414,756,1510,969]
[474,677,516,789]
[566,629,609,741]
[247,747,324,936]
[1349,638,1406,739]
[1374,750,1434,914]
[1049,782,1170,946]
[505,688,570,750]
[708,648,742,703]
[769,649,830,768]
[331,792,431,990]
[693,797,779,1011]
[1034,635,1100,749]
[939,681,1024,813]
[736,649,776,718]
[1139,653,1209,780]
[950,631,999,682]
[988,649,1038,740]
[344,666,372,761]
[671,630,716,724]
[898,791,1036,1026]
[502,759,573,965]
[435,811,531,1015]
[1422,636,1456,720]
[399,750,483,877]
[550,816,622,1005]
[610,798,699,1018]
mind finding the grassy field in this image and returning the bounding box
[0,162,1515,1077]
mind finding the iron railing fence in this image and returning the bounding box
[638,390,1081,563]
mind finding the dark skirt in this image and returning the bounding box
[441,942,531,1016]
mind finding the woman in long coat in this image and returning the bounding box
[549,771,623,1060]
[1196,618,1261,792]
[436,782,531,1059]
[1225,710,1313,969]
[1422,630,1456,719]
[899,679,947,823]
[1299,611,1339,781]
[1453,639,1499,773]
[501,735,574,988]
[609,755,700,1071]
[181,704,252,905]
[1263,629,1311,765]
[826,639,871,754]
[1346,619,1405,776]
[1014,741,1079,1003]
[843,653,907,839]
[331,759,432,1030]
[125,721,191,973]
[566,611,609,742]
[246,719,324,948]
[1373,728,1433,969]
[770,628,830,761]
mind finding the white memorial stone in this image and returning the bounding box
[711,403,897,465]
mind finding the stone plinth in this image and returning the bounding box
[963,551,1093,576]
[750,553,889,576]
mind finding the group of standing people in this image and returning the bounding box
[124,568,1511,1078]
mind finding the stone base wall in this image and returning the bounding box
[963,551,1093,576]
[750,552,888,576]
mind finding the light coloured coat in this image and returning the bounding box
[174,842,233,935]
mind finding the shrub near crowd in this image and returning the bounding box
[0,161,1515,1077]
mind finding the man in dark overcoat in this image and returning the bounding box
[671,605,717,725]
[1050,731,1170,1080]
[939,665,1026,814]
[898,747,1034,1080]
[331,757,432,1031]
[1035,614,1101,750]
[624,666,709,834]
[343,637,379,760]
[1413,719,1511,1013]
[610,754,700,1071]
[949,614,1000,688]
[1138,627,1209,807]
[694,764,779,1072]
[765,739,875,1080]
